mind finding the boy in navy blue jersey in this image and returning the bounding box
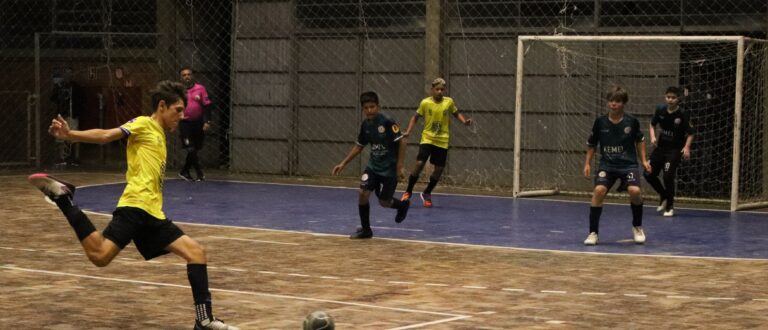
[583,86,651,245]
[332,91,410,239]
[644,87,695,217]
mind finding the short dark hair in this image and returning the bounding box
[149,80,186,114]
[179,66,193,74]
[360,91,379,105]
[606,86,629,103]
[665,86,682,97]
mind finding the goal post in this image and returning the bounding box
[514,35,768,211]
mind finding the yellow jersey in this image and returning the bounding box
[417,96,458,149]
[117,116,167,219]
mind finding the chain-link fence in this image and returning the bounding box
[2,1,767,205]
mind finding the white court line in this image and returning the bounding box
[541,290,566,294]
[581,292,607,296]
[426,283,449,287]
[371,226,425,232]
[707,297,736,301]
[0,265,471,328]
[207,235,300,246]
[79,209,768,262]
[502,288,525,292]
[462,285,487,290]
[753,299,768,302]
[667,295,691,299]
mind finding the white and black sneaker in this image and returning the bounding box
[632,226,646,244]
[28,173,76,203]
[656,199,667,212]
[584,232,598,245]
[194,318,240,330]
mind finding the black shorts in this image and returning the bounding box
[179,120,205,150]
[102,207,185,260]
[416,144,448,167]
[649,147,683,175]
[594,168,641,190]
[360,168,398,201]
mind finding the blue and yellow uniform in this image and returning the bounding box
[417,96,458,149]
[118,116,168,219]
[102,116,184,261]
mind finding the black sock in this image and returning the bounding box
[406,175,418,194]
[589,206,602,234]
[359,203,370,230]
[187,264,213,321]
[631,203,643,227]
[54,196,96,241]
[424,176,439,195]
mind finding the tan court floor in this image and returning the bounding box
[2,172,768,329]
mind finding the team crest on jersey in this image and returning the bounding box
[624,126,631,134]
[378,125,385,133]
[674,118,681,125]
[598,171,606,178]
[361,173,369,181]
[392,124,400,133]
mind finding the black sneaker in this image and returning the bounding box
[349,227,373,239]
[194,318,239,330]
[196,175,206,182]
[179,171,194,181]
[395,199,410,223]
[28,173,76,201]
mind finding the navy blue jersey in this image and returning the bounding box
[587,114,645,171]
[651,105,695,150]
[357,113,403,177]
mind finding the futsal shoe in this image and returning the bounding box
[28,173,76,202]
[350,227,373,239]
[196,175,206,182]
[632,226,646,244]
[420,192,433,208]
[656,199,667,212]
[400,191,411,201]
[583,232,598,245]
[663,209,674,217]
[179,171,194,181]
[395,199,410,223]
[194,318,240,330]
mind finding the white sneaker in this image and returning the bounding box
[195,318,240,330]
[632,226,646,244]
[656,199,667,212]
[663,209,674,217]
[584,232,598,245]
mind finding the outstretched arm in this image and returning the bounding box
[402,114,420,137]
[332,145,364,175]
[453,112,472,126]
[49,114,124,144]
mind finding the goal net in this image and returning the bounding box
[514,36,768,211]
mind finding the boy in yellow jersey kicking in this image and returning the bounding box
[401,78,472,207]
[28,81,239,330]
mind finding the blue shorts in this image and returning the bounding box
[594,168,641,190]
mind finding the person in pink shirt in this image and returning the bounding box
[179,67,212,181]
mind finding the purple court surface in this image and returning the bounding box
[75,179,768,259]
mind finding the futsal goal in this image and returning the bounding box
[513,35,768,211]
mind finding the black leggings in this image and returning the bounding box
[643,149,682,210]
